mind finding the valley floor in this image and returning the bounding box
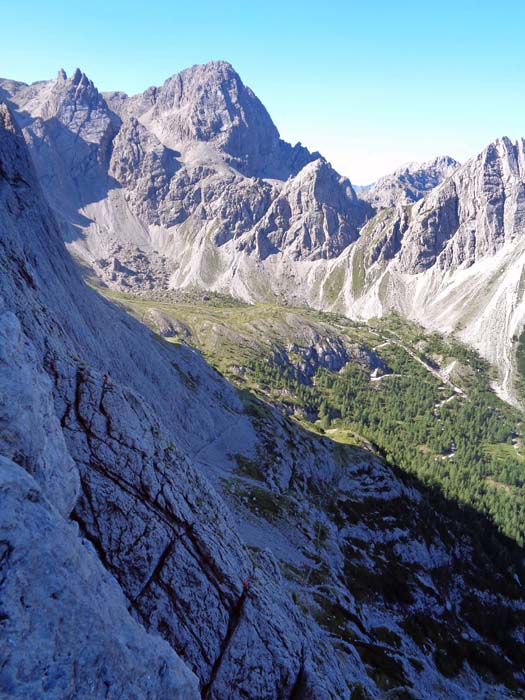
[96,284,525,547]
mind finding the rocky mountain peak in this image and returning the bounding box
[178,59,238,82]
[283,157,360,217]
[152,60,273,138]
[476,136,525,181]
[431,154,459,169]
[133,60,316,179]
[13,66,117,138]
[2,68,121,214]
[54,67,108,114]
[71,66,84,82]
[360,154,460,210]
[248,157,367,261]
[364,135,525,276]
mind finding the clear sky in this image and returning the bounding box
[2,0,525,184]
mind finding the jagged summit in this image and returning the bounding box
[2,61,363,272]
[1,66,121,212]
[474,135,525,178]
[359,135,525,275]
[6,65,113,129]
[70,66,92,86]
[173,58,238,79]
[404,137,525,270]
[128,59,318,179]
[360,154,460,209]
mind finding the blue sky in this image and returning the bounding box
[2,0,525,183]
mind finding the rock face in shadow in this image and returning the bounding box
[6,68,121,214]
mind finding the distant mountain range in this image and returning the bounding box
[3,61,524,405]
[358,156,460,208]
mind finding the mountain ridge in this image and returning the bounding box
[359,155,460,209]
[2,61,525,408]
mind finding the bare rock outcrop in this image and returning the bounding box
[365,139,525,273]
[249,158,366,260]
[122,60,317,180]
[0,456,200,700]
[360,155,459,210]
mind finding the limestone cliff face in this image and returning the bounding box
[1,102,525,699]
[113,60,317,180]
[0,456,199,700]
[366,138,525,273]
[0,102,198,700]
[245,158,364,260]
[4,69,120,213]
